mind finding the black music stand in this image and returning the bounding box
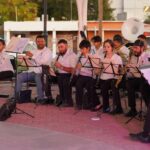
[74,56,121,116]
[89,56,125,120]
[125,66,148,124]
[10,53,34,118]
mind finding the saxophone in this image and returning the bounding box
[115,47,139,88]
[115,64,127,88]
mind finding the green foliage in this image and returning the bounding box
[0,0,38,24]
[103,0,115,20]
[0,0,115,24]
[37,0,114,21]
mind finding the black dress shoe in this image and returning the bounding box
[91,104,103,112]
[110,108,123,115]
[129,132,150,143]
[75,105,82,110]
[125,110,137,117]
[37,99,47,105]
[56,100,62,107]
[129,132,144,140]
[103,107,110,113]
[61,103,73,107]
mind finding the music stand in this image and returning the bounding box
[5,37,35,117]
[89,57,124,119]
[4,52,34,118]
[74,56,121,117]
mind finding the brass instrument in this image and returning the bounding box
[114,45,129,64]
[121,18,144,42]
[115,17,144,88]
[115,64,127,88]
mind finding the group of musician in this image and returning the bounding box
[1,34,150,114]
[1,33,150,143]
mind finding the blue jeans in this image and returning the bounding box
[16,72,44,100]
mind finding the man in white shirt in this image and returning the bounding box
[125,39,150,117]
[75,40,96,110]
[54,39,77,107]
[0,39,14,79]
[91,35,104,58]
[16,35,52,104]
[113,34,130,65]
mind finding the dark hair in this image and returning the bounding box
[79,39,91,49]
[138,34,146,40]
[36,35,45,41]
[0,39,5,45]
[134,39,144,47]
[104,39,114,48]
[58,39,68,45]
[113,34,123,44]
[91,35,102,43]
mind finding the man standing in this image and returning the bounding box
[55,39,77,107]
[16,35,52,104]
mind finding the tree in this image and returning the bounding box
[37,0,114,21]
[88,0,114,20]
[0,0,38,24]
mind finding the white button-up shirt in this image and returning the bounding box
[57,49,77,74]
[28,47,52,74]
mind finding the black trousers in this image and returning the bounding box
[57,73,73,105]
[75,75,94,108]
[0,71,14,80]
[143,103,150,133]
[93,78,101,107]
[100,79,122,110]
[126,77,150,110]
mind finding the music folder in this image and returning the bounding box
[139,65,150,85]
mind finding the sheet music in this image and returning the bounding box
[6,37,29,53]
[139,67,150,85]
[88,55,101,68]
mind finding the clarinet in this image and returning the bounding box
[56,53,61,61]
[70,53,83,84]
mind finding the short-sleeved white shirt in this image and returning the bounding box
[57,49,77,74]
[100,53,123,80]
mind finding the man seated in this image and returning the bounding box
[125,40,150,117]
[0,39,14,80]
[16,35,52,104]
